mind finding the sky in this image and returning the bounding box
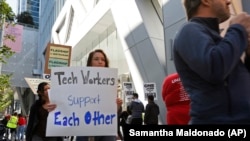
[5,0,18,16]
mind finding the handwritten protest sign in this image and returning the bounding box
[143,82,157,100]
[122,82,135,102]
[46,66,118,136]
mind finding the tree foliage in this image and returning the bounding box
[16,11,34,25]
[0,0,15,64]
[0,0,15,22]
[0,74,13,112]
[0,44,14,63]
[0,0,16,113]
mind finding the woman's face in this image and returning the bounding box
[42,84,50,98]
[90,52,106,67]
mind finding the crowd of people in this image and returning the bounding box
[21,49,161,141]
[0,112,27,141]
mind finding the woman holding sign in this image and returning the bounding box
[26,82,63,141]
[76,49,123,141]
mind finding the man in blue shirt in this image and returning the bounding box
[128,93,145,125]
[173,0,250,124]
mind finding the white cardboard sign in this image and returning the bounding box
[46,66,118,136]
[122,82,134,102]
[143,82,157,100]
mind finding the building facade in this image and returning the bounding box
[1,25,39,115]
[25,0,40,27]
[7,0,40,28]
[2,0,249,124]
[49,0,249,124]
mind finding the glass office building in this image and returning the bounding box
[26,0,40,28]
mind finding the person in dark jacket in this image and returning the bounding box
[144,95,160,125]
[128,93,144,125]
[25,82,63,141]
[173,0,250,124]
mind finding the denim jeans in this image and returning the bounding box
[17,125,26,140]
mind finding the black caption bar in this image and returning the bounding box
[122,125,250,140]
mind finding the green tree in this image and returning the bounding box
[0,0,15,22]
[0,74,13,112]
[16,11,34,25]
[0,0,16,113]
[0,0,15,63]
